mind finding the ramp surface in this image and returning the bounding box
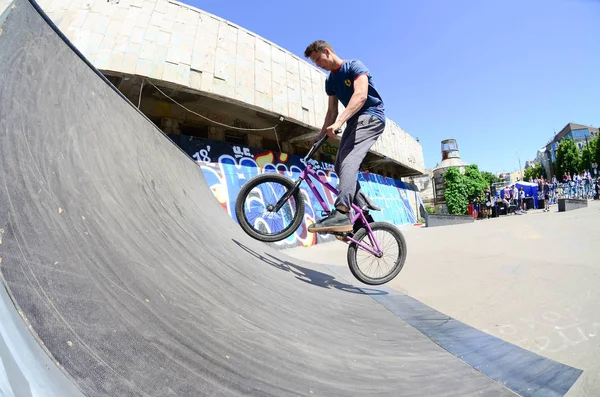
[0,1,580,396]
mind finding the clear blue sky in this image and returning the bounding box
[188,0,599,174]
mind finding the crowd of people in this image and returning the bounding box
[470,173,600,219]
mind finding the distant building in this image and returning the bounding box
[432,139,469,213]
[497,172,511,183]
[405,168,434,205]
[524,160,537,169]
[540,123,599,177]
[509,170,523,184]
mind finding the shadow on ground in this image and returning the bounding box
[233,239,387,296]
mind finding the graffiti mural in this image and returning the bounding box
[171,135,422,248]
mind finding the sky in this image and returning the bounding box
[187,0,599,174]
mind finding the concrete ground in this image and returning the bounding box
[283,200,600,397]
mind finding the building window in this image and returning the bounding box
[224,131,248,146]
[263,138,281,152]
[180,124,209,139]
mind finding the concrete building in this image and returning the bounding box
[539,123,599,178]
[431,139,469,213]
[0,0,429,246]
[524,160,536,169]
[509,170,523,184]
[496,172,511,184]
[405,169,435,205]
[4,0,425,179]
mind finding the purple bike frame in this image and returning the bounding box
[299,165,383,256]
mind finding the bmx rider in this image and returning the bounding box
[304,40,386,233]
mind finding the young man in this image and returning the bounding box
[484,186,492,219]
[543,181,551,212]
[304,40,386,233]
[519,186,526,212]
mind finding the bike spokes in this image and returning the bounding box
[242,179,300,237]
[355,230,397,278]
[347,222,407,285]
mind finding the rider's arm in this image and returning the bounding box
[319,95,339,138]
[335,74,368,125]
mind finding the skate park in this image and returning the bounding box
[1,0,599,396]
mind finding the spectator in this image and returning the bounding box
[484,187,492,219]
[543,181,551,212]
[519,187,526,212]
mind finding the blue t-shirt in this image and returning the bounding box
[325,60,385,124]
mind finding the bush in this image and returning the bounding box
[443,167,469,214]
[464,165,488,202]
[443,165,488,215]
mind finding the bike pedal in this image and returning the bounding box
[331,231,353,239]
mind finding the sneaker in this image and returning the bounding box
[308,210,352,233]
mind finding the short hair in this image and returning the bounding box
[304,40,335,58]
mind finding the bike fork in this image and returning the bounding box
[273,178,303,212]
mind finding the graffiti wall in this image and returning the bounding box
[171,135,423,249]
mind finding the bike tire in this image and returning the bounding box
[235,173,305,243]
[347,222,407,285]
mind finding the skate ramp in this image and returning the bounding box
[0,0,582,396]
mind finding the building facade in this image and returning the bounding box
[1,0,428,247]
[10,0,425,178]
[540,123,599,178]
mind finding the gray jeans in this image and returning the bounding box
[334,114,385,208]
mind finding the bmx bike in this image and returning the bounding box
[234,131,407,285]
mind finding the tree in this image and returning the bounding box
[480,171,502,186]
[464,165,488,202]
[524,163,543,181]
[591,135,600,173]
[580,137,596,173]
[555,138,581,178]
[443,167,469,215]
[443,165,487,215]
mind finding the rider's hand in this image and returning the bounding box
[325,121,343,139]
[311,132,325,145]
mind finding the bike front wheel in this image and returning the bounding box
[235,173,305,242]
[347,222,407,285]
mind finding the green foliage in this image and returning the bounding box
[425,204,435,214]
[594,135,600,168]
[464,165,488,202]
[555,138,581,178]
[443,167,469,215]
[585,135,599,172]
[524,163,543,181]
[443,165,489,215]
[581,138,595,172]
[481,171,502,186]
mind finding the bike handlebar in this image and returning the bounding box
[304,128,343,161]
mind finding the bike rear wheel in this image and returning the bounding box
[235,173,305,242]
[347,222,407,285]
